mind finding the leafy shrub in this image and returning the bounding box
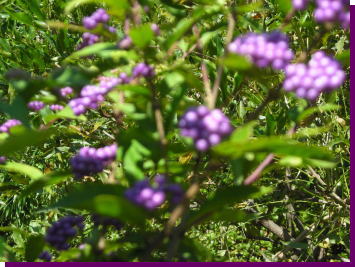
[0,0,349,262]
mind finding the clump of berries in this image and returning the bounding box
[83,8,110,30]
[69,65,153,116]
[69,75,129,115]
[228,31,294,70]
[0,119,22,133]
[179,106,233,151]
[28,101,45,111]
[60,87,73,97]
[314,0,349,28]
[45,216,84,251]
[283,51,345,100]
[125,175,184,211]
[50,104,64,111]
[38,251,52,261]
[292,0,309,10]
[132,63,155,78]
[292,0,349,29]
[79,9,116,49]
[0,156,6,165]
[78,32,100,50]
[118,36,133,49]
[151,23,161,36]
[71,144,117,179]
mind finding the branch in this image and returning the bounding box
[308,167,349,208]
[243,126,296,185]
[147,79,169,175]
[209,11,236,108]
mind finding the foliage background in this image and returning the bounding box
[0,0,350,262]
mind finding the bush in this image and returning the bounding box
[0,0,350,262]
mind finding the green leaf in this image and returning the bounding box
[179,238,213,262]
[43,106,87,124]
[283,241,308,249]
[237,1,263,13]
[94,195,122,217]
[27,0,46,20]
[336,49,350,67]
[221,54,252,71]
[164,5,221,49]
[0,127,55,156]
[0,227,29,237]
[7,12,35,26]
[186,185,271,226]
[213,137,335,167]
[0,98,29,125]
[294,125,331,138]
[129,24,154,48]
[118,84,151,97]
[0,183,20,193]
[65,0,129,18]
[229,121,257,142]
[279,156,303,167]
[25,235,45,262]
[276,0,292,14]
[95,49,138,61]
[211,209,254,223]
[66,42,117,60]
[200,28,224,48]
[51,67,93,88]
[50,183,146,225]
[123,140,151,180]
[298,104,340,122]
[0,162,43,181]
[65,0,100,13]
[20,171,73,197]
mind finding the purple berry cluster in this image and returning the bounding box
[45,216,84,250]
[78,32,100,50]
[292,0,309,10]
[228,31,294,70]
[83,8,110,30]
[69,65,154,116]
[60,87,73,97]
[50,104,64,111]
[79,9,116,49]
[125,175,184,210]
[179,106,233,151]
[0,119,22,133]
[28,101,45,111]
[92,214,122,231]
[38,251,52,261]
[0,156,6,165]
[132,63,155,78]
[314,0,349,29]
[98,73,131,86]
[69,75,127,115]
[283,51,345,100]
[151,23,161,36]
[71,144,117,179]
[118,36,133,49]
[292,0,349,29]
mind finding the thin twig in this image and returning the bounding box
[209,11,236,108]
[165,155,201,235]
[243,126,296,185]
[147,80,169,175]
[308,167,349,208]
